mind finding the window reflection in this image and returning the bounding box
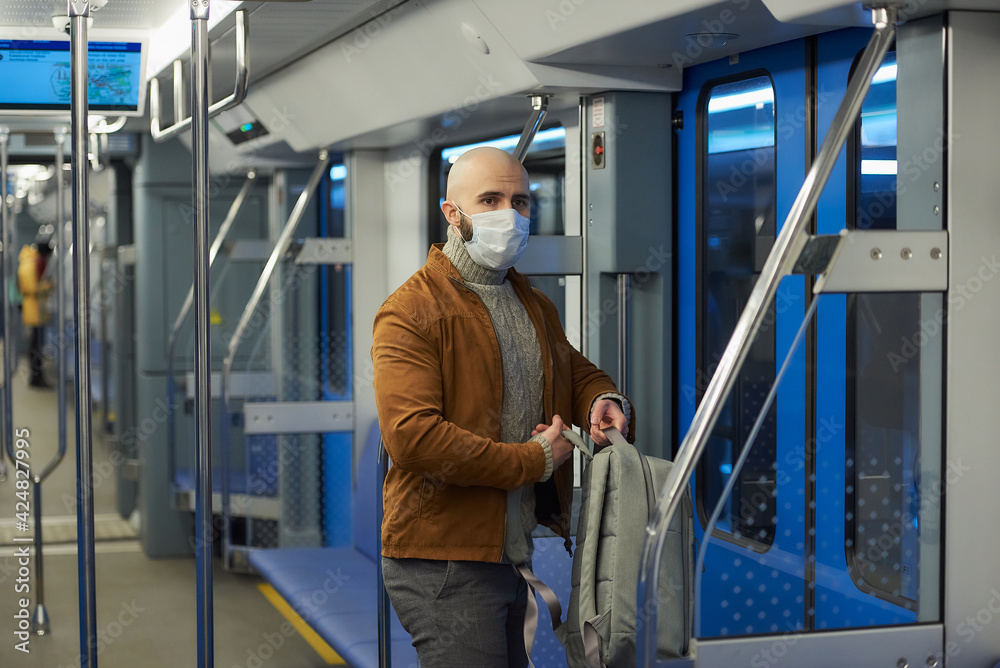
[845,50,920,609]
[698,74,778,546]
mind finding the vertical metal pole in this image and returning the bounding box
[30,479,49,633]
[68,2,98,666]
[377,442,392,668]
[616,274,630,397]
[191,1,215,666]
[55,129,68,484]
[0,126,11,481]
[580,99,590,359]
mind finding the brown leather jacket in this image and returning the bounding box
[372,244,635,562]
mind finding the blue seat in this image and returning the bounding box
[250,422,418,668]
[251,421,575,668]
[529,535,574,667]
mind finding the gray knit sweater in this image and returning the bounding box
[442,230,551,565]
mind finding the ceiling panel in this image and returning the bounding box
[0,0,185,30]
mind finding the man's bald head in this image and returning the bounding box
[446,147,528,201]
[441,147,531,240]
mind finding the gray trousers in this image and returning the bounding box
[382,557,530,668]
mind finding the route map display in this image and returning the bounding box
[0,40,141,112]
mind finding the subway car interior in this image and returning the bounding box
[0,0,999,666]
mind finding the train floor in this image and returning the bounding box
[0,354,333,667]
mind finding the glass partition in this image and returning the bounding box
[689,280,942,642]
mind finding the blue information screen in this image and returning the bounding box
[0,40,142,111]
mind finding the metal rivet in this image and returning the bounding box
[931,248,942,260]
[933,205,940,215]
[897,660,908,668]
[926,656,939,668]
[932,182,940,192]
[870,248,882,260]
[900,248,912,260]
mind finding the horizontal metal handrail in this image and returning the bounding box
[635,5,900,665]
[150,9,249,142]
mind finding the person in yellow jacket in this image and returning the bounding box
[18,240,53,387]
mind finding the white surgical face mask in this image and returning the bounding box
[453,203,530,271]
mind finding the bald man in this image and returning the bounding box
[372,147,634,667]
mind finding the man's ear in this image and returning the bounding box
[441,200,461,230]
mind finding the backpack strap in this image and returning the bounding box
[563,428,593,460]
[602,427,657,520]
[583,616,607,668]
[518,429,591,666]
[518,565,563,637]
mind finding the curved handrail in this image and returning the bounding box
[218,151,329,568]
[35,129,70,484]
[635,6,900,665]
[28,128,70,635]
[150,9,249,142]
[90,116,127,134]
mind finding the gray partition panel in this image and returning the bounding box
[584,92,673,458]
[944,10,1000,665]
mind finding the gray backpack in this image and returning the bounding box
[522,428,693,668]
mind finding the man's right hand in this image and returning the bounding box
[532,414,574,470]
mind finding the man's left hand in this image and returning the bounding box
[589,399,628,448]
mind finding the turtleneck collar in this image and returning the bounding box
[442,227,507,286]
